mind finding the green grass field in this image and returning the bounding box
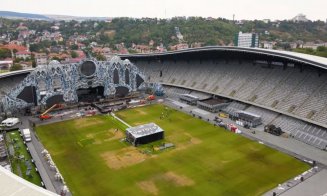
[6,130,42,186]
[36,104,310,196]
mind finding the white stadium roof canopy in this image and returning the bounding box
[120,46,327,70]
[0,166,58,196]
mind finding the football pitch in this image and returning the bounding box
[35,104,310,196]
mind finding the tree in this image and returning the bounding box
[317,46,327,52]
[32,61,37,68]
[14,58,23,63]
[51,56,62,61]
[29,44,40,52]
[127,49,137,54]
[29,41,52,52]
[10,64,23,71]
[70,51,78,58]
[51,41,57,46]
[70,44,78,50]
[95,53,106,61]
[0,48,11,59]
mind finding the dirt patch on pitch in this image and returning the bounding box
[133,122,146,126]
[168,133,202,151]
[136,172,194,194]
[135,108,147,115]
[74,118,103,128]
[103,129,124,141]
[137,180,158,195]
[184,133,202,145]
[163,171,194,186]
[85,129,123,145]
[51,149,65,156]
[101,147,148,169]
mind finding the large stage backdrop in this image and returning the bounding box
[1,56,145,111]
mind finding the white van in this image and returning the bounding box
[21,128,31,142]
[1,118,20,127]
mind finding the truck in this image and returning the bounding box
[39,104,58,120]
[21,128,31,142]
[1,118,20,127]
[218,112,229,118]
[264,124,283,136]
[147,95,155,101]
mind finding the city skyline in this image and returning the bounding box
[1,0,327,21]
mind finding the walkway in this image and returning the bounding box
[281,169,327,196]
[17,117,57,194]
[111,113,131,128]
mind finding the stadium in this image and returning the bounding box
[0,46,327,196]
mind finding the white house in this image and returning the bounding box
[16,51,31,60]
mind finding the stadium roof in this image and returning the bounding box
[181,94,199,99]
[120,46,327,70]
[237,110,261,118]
[0,69,33,79]
[0,166,58,196]
[126,123,163,138]
[1,47,326,80]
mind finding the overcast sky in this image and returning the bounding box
[2,0,327,21]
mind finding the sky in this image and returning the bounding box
[1,0,327,21]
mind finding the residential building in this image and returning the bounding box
[34,53,48,65]
[302,42,327,50]
[15,51,31,60]
[234,32,259,48]
[0,59,13,70]
[175,27,184,42]
[101,47,112,59]
[291,14,309,22]
[133,45,151,53]
[50,26,60,31]
[20,62,33,70]
[261,41,275,49]
[169,43,189,51]
[156,43,167,53]
[0,44,27,52]
[262,19,270,24]
[191,42,202,48]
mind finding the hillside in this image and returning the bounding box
[86,17,327,46]
[0,11,50,20]
[0,15,326,55]
[0,10,109,21]
[45,15,109,21]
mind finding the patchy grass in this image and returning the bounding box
[36,105,310,196]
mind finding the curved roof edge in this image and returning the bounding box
[120,46,327,70]
[0,69,34,79]
[1,47,327,79]
[0,166,58,196]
